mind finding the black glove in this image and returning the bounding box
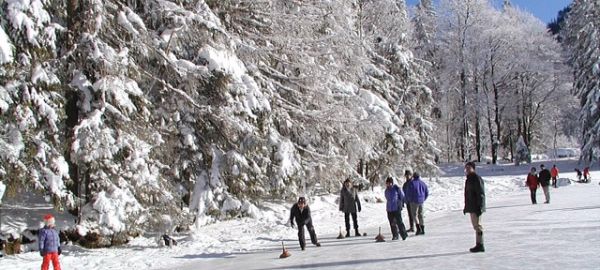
[58,247,62,255]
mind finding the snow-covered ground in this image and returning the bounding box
[2,159,599,269]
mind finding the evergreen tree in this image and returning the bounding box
[564,0,600,163]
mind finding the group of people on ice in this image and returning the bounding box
[574,166,591,183]
[289,161,486,253]
[526,164,594,204]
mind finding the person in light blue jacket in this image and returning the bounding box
[405,172,429,235]
[384,177,408,240]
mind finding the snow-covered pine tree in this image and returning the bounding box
[1,0,439,242]
[0,0,72,209]
[564,0,600,163]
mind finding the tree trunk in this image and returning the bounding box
[474,71,482,163]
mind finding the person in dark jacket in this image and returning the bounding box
[289,197,321,250]
[464,162,485,253]
[538,164,551,203]
[385,177,408,240]
[339,178,362,237]
[402,170,415,232]
[38,214,61,270]
[574,168,582,182]
[526,167,539,204]
[405,172,429,235]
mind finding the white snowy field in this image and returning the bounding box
[2,159,599,269]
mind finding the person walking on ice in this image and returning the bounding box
[385,177,408,240]
[405,172,429,235]
[38,214,62,270]
[551,164,559,188]
[402,170,415,232]
[463,162,485,253]
[339,178,362,237]
[526,167,539,204]
[538,164,551,203]
[289,197,321,250]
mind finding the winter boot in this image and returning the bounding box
[315,242,321,247]
[407,227,414,233]
[392,235,399,240]
[355,229,361,237]
[415,225,422,235]
[469,243,485,253]
[345,231,351,237]
[417,225,425,235]
[470,232,484,252]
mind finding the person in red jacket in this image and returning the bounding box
[526,167,539,204]
[550,165,559,188]
[583,167,590,183]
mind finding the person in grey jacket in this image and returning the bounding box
[339,178,362,237]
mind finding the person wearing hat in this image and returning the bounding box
[339,178,362,237]
[402,170,415,232]
[463,161,485,253]
[289,197,321,250]
[385,177,408,240]
[38,214,61,270]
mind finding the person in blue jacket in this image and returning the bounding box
[405,172,429,235]
[384,177,408,240]
[38,214,61,270]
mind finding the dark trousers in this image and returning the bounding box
[406,202,415,229]
[298,222,318,248]
[551,177,557,188]
[529,188,537,204]
[344,212,359,231]
[387,210,407,239]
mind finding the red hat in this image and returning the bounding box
[43,214,55,226]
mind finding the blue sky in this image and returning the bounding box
[406,0,573,23]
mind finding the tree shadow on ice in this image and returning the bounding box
[257,251,470,270]
[486,203,532,210]
[534,205,600,212]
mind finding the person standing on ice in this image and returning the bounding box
[402,170,415,232]
[551,165,559,188]
[538,164,551,203]
[385,177,408,240]
[574,168,583,182]
[405,172,429,235]
[339,178,362,237]
[289,197,321,250]
[583,167,590,183]
[526,167,539,204]
[38,214,61,270]
[463,161,485,253]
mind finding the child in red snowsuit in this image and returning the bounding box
[38,214,61,270]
